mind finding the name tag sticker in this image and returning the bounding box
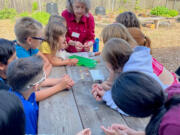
[72,32,80,38]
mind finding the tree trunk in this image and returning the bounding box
[112,0,115,11]
[173,0,176,9]
[165,0,168,7]
[38,0,41,11]
[152,0,155,8]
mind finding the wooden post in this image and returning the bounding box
[38,0,41,11]
[173,0,176,9]
[152,0,155,8]
[112,0,115,11]
[165,0,168,8]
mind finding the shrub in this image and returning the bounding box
[19,12,30,17]
[31,11,50,25]
[168,9,178,17]
[0,8,17,19]
[150,6,179,17]
[32,2,38,12]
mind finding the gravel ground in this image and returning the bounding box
[152,47,180,72]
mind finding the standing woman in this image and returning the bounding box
[62,0,95,52]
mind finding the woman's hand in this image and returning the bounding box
[75,41,83,52]
[84,41,93,52]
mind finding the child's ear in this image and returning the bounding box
[0,63,6,71]
[26,37,32,45]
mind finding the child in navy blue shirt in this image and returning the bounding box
[0,38,16,90]
[7,56,45,134]
[0,90,25,135]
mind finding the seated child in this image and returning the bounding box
[92,38,167,115]
[128,27,178,85]
[115,11,141,28]
[99,23,176,91]
[14,17,52,76]
[48,15,72,60]
[39,19,78,66]
[0,38,16,90]
[7,56,49,134]
[0,90,25,135]
[102,72,180,135]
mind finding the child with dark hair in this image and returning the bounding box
[115,11,141,28]
[92,38,167,115]
[102,71,180,135]
[7,56,45,134]
[0,38,16,90]
[0,90,25,135]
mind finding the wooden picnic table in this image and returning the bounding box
[38,53,149,135]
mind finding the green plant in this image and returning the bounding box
[19,11,30,17]
[0,8,17,19]
[168,9,179,17]
[31,11,50,25]
[150,6,179,17]
[32,1,38,12]
[135,0,141,10]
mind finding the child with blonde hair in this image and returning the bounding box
[98,23,177,91]
[39,21,78,66]
[14,17,74,101]
[92,38,166,115]
[14,17,52,76]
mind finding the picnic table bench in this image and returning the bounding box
[38,53,149,135]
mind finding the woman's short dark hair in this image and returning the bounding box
[7,56,44,92]
[112,71,180,135]
[0,90,25,135]
[0,38,15,65]
[115,11,140,28]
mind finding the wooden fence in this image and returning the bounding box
[0,0,180,13]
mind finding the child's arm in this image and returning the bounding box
[100,66,116,91]
[101,71,116,91]
[40,78,61,87]
[44,53,78,66]
[37,52,52,77]
[36,75,74,102]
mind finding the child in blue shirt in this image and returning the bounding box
[14,17,75,102]
[14,17,52,76]
[0,90,25,135]
[7,56,46,134]
[0,38,16,90]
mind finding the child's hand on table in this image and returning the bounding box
[59,75,74,89]
[91,83,105,101]
[76,128,91,135]
[101,124,141,135]
[68,58,79,66]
